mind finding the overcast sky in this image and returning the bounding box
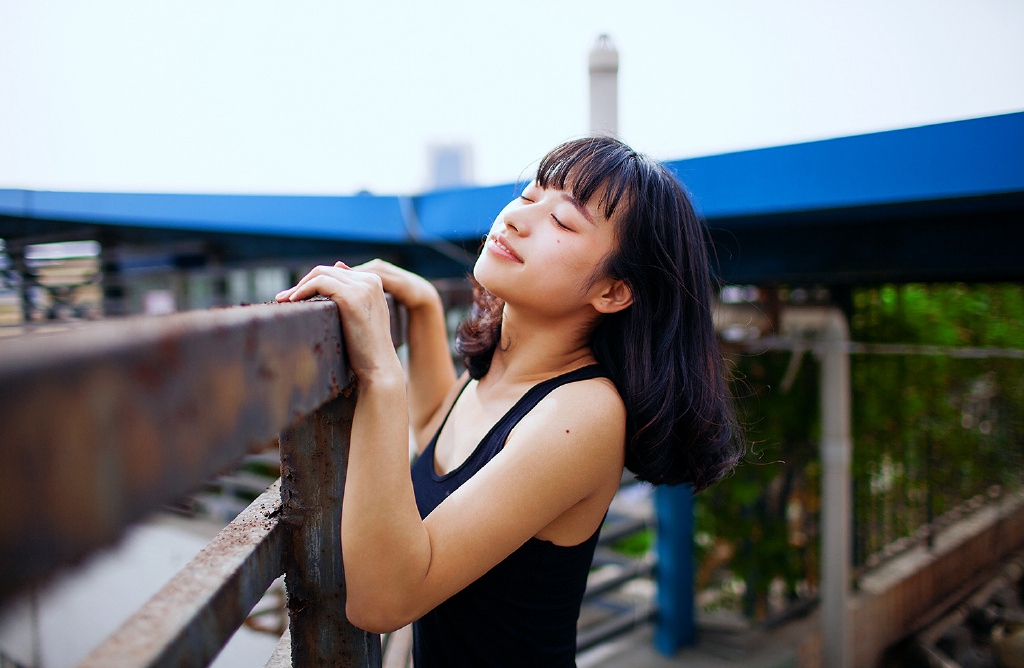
[1,0,1022,196]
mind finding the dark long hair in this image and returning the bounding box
[455,136,740,492]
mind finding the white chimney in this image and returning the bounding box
[588,34,619,136]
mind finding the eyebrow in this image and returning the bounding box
[560,192,595,225]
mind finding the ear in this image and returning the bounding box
[592,278,633,315]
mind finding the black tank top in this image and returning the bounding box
[410,365,608,668]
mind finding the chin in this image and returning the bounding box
[472,259,509,302]
[472,253,495,286]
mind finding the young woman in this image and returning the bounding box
[276,136,739,666]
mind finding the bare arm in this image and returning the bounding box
[348,260,458,449]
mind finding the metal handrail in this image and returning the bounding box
[0,300,390,667]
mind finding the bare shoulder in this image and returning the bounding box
[508,375,627,468]
[543,374,625,425]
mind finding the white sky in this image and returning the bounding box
[1,0,1022,196]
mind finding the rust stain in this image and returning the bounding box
[122,405,164,488]
[216,377,248,422]
[157,334,183,370]
[129,334,184,394]
[244,330,258,357]
[132,360,165,392]
[172,360,249,475]
[293,346,317,390]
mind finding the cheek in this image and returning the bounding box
[560,241,603,276]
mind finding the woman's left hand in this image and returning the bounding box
[276,264,403,384]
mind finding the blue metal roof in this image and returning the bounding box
[413,182,525,240]
[1,111,1021,243]
[0,190,410,242]
[667,111,1024,222]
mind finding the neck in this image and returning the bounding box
[481,303,598,388]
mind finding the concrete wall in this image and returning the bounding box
[794,490,1024,668]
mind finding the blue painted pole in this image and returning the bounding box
[654,483,695,655]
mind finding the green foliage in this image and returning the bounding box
[611,528,654,559]
[849,284,1024,560]
[697,349,822,618]
[851,284,1024,346]
[696,283,1024,621]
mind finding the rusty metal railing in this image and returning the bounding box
[0,300,391,667]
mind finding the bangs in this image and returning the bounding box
[534,137,641,220]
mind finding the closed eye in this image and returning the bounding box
[552,214,573,231]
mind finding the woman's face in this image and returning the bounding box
[474,180,622,318]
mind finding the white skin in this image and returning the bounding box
[276,181,634,633]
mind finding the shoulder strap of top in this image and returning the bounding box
[479,364,608,459]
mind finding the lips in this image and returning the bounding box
[488,233,523,263]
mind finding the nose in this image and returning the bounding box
[504,207,529,236]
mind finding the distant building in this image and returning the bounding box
[427,143,474,190]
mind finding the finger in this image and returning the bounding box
[334,261,350,269]
[287,274,342,302]
[276,275,314,302]
[277,269,315,301]
[288,269,382,303]
[284,265,348,300]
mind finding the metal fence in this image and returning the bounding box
[0,300,384,667]
[850,350,1024,570]
[696,342,1024,624]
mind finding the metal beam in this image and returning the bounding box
[264,629,291,668]
[79,481,285,668]
[0,300,346,600]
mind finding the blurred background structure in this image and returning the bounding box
[1,2,1024,667]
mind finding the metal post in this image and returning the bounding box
[8,244,29,324]
[816,309,852,668]
[654,483,695,654]
[280,394,381,667]
[99,235,127,317]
